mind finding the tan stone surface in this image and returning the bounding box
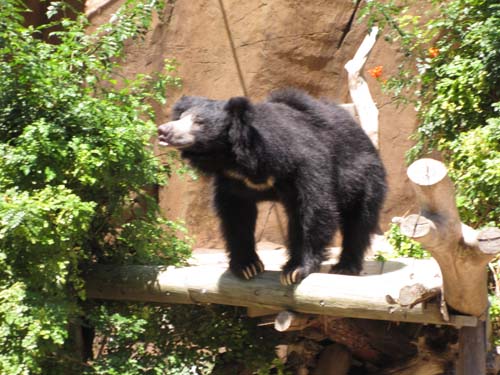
[87,0,418,248]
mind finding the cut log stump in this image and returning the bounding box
[395,158,500,375]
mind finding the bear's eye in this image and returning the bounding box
[180,111,205,126]
[192,116,205,126]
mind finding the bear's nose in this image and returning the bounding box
[158,122,173,146]
[158,122,172,134]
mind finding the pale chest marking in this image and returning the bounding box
[223,170,275,191]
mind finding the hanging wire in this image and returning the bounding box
[217,0,248,97]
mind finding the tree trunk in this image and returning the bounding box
[396,158,500,375]
[398,158,500,317]
[457,322,487,375]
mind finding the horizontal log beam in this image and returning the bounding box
[85,264,477,327]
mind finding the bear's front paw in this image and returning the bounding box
[330,263,362,276]
[280,258,321,286]
[281,260,321,286]
[230,259,265,280]
[280,267,305,286]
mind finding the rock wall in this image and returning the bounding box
[87,0,419,248]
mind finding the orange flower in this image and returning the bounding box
[428,47,439,58]
[368,65,383,79]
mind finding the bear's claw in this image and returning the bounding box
[280,268,303,286]
[232,259,265,280]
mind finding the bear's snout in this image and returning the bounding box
[158,114,196,148]
[158,123,173,146]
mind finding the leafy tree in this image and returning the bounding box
[361,0,500,226]
[1,1,280,374]
[0,0,186,372]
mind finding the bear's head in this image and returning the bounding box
[158,95,259,171]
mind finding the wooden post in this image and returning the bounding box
[457,322,487,375]
[398,158,500,317]
[396,158,500,374]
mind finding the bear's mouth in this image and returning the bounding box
[158,134,194,149]
[158,115,196,149]
[157,134,171,147]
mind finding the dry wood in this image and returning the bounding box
[398,158,500,317]
[312,343,351,375]
[309,318,380,363]
[271,316,417,365]
[246,306,280,318]
[457,322,487,375]
[274,311,315,332]
[286,340,324,374]
[344,26,379,147]
[386,283,441,309]
[380,357,446,375]
[85,261,477,327]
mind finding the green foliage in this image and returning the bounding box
[447,117,500,227]
[0,0,188,373]
[375,223,430,261]
[385,224,430,259]
[490,295,500,346]
[360,0,500,229]
[0,187,95,374]
[83,304,280,375]
[0,2,282,374]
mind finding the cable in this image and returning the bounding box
[217,0,248,97]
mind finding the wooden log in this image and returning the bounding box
[380,357,446,375]
[310,318,380,363]
[85,263,477,327]
[312,343,351,375]
[274,311,315,332]
[398,158,500,375]
[398,158,500,317]
[344,26,379,147]
[246,306,280,318]
[457,321,487,375]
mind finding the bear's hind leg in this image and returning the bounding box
[332,205,378,275]
[214,185,264,280]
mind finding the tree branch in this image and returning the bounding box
[397,158,500,317]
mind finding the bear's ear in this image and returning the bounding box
[224,97,259,171]
[224,96,253,131]
[224,96,252,117]
[172,96,209,120]
[172,96,194,120]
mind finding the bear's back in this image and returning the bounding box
[264,89,373,153]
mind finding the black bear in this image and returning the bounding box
[158,89,386,285]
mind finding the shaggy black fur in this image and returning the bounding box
[158,89,387,284]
